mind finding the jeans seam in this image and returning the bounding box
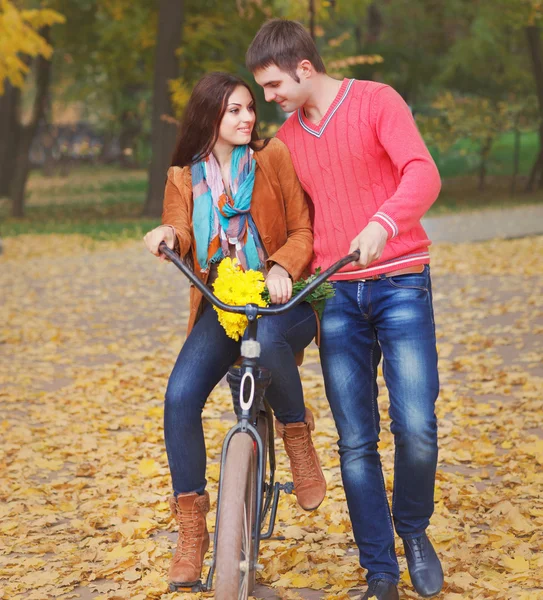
[427,277,436,328]
[281,309,316,341]
[357,281,370,319]
[387,359,397,519]
[369,330,379,438]
[357,282,362,315]
[370,329,396,565]
[387,279,429,292]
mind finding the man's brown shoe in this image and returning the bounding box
[168,491,210,586]
[279,420,326,510]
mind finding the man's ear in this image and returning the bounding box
[298,59,313,79]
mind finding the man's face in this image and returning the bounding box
[253,64,310,113]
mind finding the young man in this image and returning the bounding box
[247,19,443,600]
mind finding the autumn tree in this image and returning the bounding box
[145,0,273,217]
[418,93,530,191]
[47,0,157,169]
[0,0,65,216]
[142,0,183,218]
[525,20,543,189]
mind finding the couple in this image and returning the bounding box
[144,19,443,600]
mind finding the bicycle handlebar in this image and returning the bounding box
[158,241,360,316]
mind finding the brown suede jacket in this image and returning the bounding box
[161,137,314,337]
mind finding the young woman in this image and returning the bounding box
[143,72,326,588]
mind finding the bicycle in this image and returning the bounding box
[159,242,359,599]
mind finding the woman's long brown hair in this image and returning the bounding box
[171,72,267,168]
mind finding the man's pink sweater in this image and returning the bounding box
[276,78,441,280]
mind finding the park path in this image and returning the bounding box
[422,203,543,243]
[1,229,542,600]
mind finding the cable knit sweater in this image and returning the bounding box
[276,78,441,280]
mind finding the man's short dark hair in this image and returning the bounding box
[246,18,326,82]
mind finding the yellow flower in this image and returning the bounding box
[212,258,267,341]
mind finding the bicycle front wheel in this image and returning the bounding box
[215,432,257,600]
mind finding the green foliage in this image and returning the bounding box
[417,92,539,188]
[434,131,539,179]
[438,0,533,99]
[261,267,335,317]
[339,0,453,104]
[0,0,65,92]
[5,0,543,190]
[170,0,274,120]
[50,0,156,161]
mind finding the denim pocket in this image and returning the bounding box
[386,266,429,292]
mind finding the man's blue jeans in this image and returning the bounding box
[164,302,316,497]
[319,266,439,584]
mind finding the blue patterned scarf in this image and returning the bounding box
[191,145,264,272]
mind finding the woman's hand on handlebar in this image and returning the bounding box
[143,226,176,262]
[265,264,292,304]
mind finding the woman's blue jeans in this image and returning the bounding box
[319,266,439,585]
[164,301,316,497]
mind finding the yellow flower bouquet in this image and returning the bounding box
[212,258,267,341]
[212,258,335,341]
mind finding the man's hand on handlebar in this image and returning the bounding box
[143,226,176,262]
[349,221,388,268]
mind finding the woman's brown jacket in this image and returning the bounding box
[161,138,314,337]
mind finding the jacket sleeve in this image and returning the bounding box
[368,85,441,239]
[161,167,192,257]
[266,141,314,281]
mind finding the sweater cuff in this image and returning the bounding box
[370,211,399,239]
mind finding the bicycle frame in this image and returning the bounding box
[159,243,359,592]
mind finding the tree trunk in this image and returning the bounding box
[367,2,383,44]
[0,83,21,197]
[354,24,363,54]
[478,137,493,192]
[526,123,543,192]
[478,160,487,192]
[119,109,142,169]
[525,25,543,191]
[143,0,184,218]
[309,0,315,40]
[41,123,56,177]
[10,27,53,218]
[510,127,521,196]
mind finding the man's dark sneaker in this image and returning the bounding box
[360,579,399,600]
[403,533,444,597]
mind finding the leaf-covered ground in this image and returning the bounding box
[1,235,542,600]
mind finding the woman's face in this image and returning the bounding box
[216,85,256,147]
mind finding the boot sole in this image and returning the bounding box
[168,580,204,592]
[299,496,325,511]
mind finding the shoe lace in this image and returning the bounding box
[174,509,200,561]
[410,536,426,562]
[287,430,320,481]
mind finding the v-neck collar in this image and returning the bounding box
[297,78,354,138]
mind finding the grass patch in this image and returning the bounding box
[430,175,543,215]
[1,165,542,241]
[0,218,160,240]
[432,131,538,179]
[0,166,159,240]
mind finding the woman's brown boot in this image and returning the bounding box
[278,417,326,511]
[168,491,210,586]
